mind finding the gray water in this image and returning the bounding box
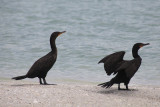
[0,0,160,85]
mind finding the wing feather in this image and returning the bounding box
[99,51,125,75]
[115,58,142,78]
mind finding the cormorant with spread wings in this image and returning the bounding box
[98,43,149,90]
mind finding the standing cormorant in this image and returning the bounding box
[12,31,66,85]
[98,43,149,90]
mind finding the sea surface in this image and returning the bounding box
[0,0,160,85]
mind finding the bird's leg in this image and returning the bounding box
[42,78,56,85]
[118,84,129,91]
[39,78,43,85]
[118,84,121,90]
[43,78,48,85]
[125,84,129,90]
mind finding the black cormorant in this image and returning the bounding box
[12,31,66,85]
[98,43,149,90]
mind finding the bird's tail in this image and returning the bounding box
[98,78,115,88]
[12,75,27,80]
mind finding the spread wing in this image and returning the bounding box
[115,58,142,79]
[98,51,125,75]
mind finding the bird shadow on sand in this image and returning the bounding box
[96,88,138,96]
[11,83,57,87]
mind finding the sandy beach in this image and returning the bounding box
[0,80,160,107]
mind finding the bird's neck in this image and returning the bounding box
[132,48,140,58]
[50,38,57,52]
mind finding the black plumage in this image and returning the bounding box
[98,43,149,90]
[12,31,66,85]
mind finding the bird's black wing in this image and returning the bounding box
[26,52,57,77]
[115,58,142,79]
[98,51,125,75]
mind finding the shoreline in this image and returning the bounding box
[0,80,160,107]
[1,76,160,87]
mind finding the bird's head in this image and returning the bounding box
[51,31,66,39]
[133,43,150,50]
[132,43,150,58]
[50,31,66,51]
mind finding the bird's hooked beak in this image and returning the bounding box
[140,43,150,48]
[58,31,66,36]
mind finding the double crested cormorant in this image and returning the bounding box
[12,31,66,85]
[98,43,149,90]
